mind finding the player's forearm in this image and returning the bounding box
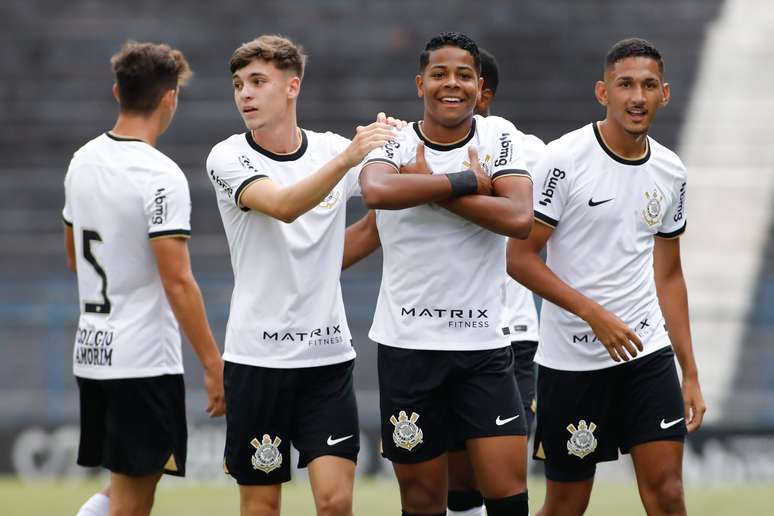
[439,195,532,238]
[272,153,352,222]
[342,218,381,270]
[163,277,222,371]
[507,249,598,323]
[361,173,453,209]
[656,268,699,379]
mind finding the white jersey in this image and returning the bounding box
[533,122,687,371]
[62,133,191,379]
[365,115,531,351]
[502,132,545,343]
[206,130,359,369]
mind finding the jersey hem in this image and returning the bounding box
[534,211,558,228]
[222,350,356,369]
[73,366,184,379]
[492,169,531,182]
[370,332,509,351]
[62,215,73,227]
[364,157,399,172]
[534,340,672,372]
[656,223,686,239]
[149,229,191,240]
[235,174,269,211]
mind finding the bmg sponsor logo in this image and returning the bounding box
[494,132,512,167]
[673,181,686,222]
[538,168,566,206]
[209,169,234,197]
[151,187,167,225]
[384,139,400,160]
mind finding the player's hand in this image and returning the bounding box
[341,113,398,168]
[467,146,492,196]
[682,375,706,432]
[583,302,643,362]
[203,359,226,417]
[379,111,408,130]
[399,143,432,175]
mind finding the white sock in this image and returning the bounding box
[447,505,486,516]
[76,492,109,516]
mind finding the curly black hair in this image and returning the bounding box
[419,32,481,74]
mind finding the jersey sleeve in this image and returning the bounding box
[657,170,687,239]
[362,127,411,173]
[489,118,531,183]
[532,141,571,228]
[206,143,269,211]
[145,168,192,239]
[62,166,73,226]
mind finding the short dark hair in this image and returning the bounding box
[605,38,663,74]
[419,32,481,75]
[229,35,307,79]
[110,41,191,115]
[479,48,499,94]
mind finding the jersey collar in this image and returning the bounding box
[413,118,476,151]
[592,122,650,166]
[245,129,308,161]
[105,132,145,143]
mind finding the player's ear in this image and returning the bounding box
[594,80,608,107]
[415,74,424,98]
[661,82,671,106]
[112,83,120,104]
[287,76,301,100]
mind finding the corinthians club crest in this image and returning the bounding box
[567,420,598,459]
[251,434,282,473]
[642,189,664,226]
[318,189,341,209]
[390,410,423,451]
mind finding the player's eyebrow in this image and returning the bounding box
[232,72,269,80]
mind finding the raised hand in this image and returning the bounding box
[400,143,432,175]
[467,146,492,196]
[342,113,398,168]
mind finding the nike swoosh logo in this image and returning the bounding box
[495,415,520,426]
[588,198,614,207]
[327,434,354,446]
[660,418,684,429]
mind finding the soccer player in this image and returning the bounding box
[63,41,225,516]
[446,46,545,516]
[359,32,533,516]
[507,38,706,516]
[205,35,397,516]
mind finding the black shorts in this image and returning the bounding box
[378,344,526,464]
[533,347,686,482]
[223,359,359,485]
[76,374,187,477]
[512,340,538,434]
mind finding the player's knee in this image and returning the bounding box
[240,492,280,516]
[484,491,529,516]
[400,476,446,512]
[314,489,353,516]
[650,475,685,514]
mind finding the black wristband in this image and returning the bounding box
[446,169,478,197]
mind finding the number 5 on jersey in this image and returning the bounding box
[82,229,112,315]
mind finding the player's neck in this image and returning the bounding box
[419,115,474,145]
[597,119,648,160]
[111,114,162,147]
[250,115,301,155]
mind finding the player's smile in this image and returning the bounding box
[417,45,481,137]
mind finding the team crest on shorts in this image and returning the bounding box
[566,420,597,459]
[318,189,341,209]
[250,434,282,473]
[390,410,423,451]
[642,189,664,226]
